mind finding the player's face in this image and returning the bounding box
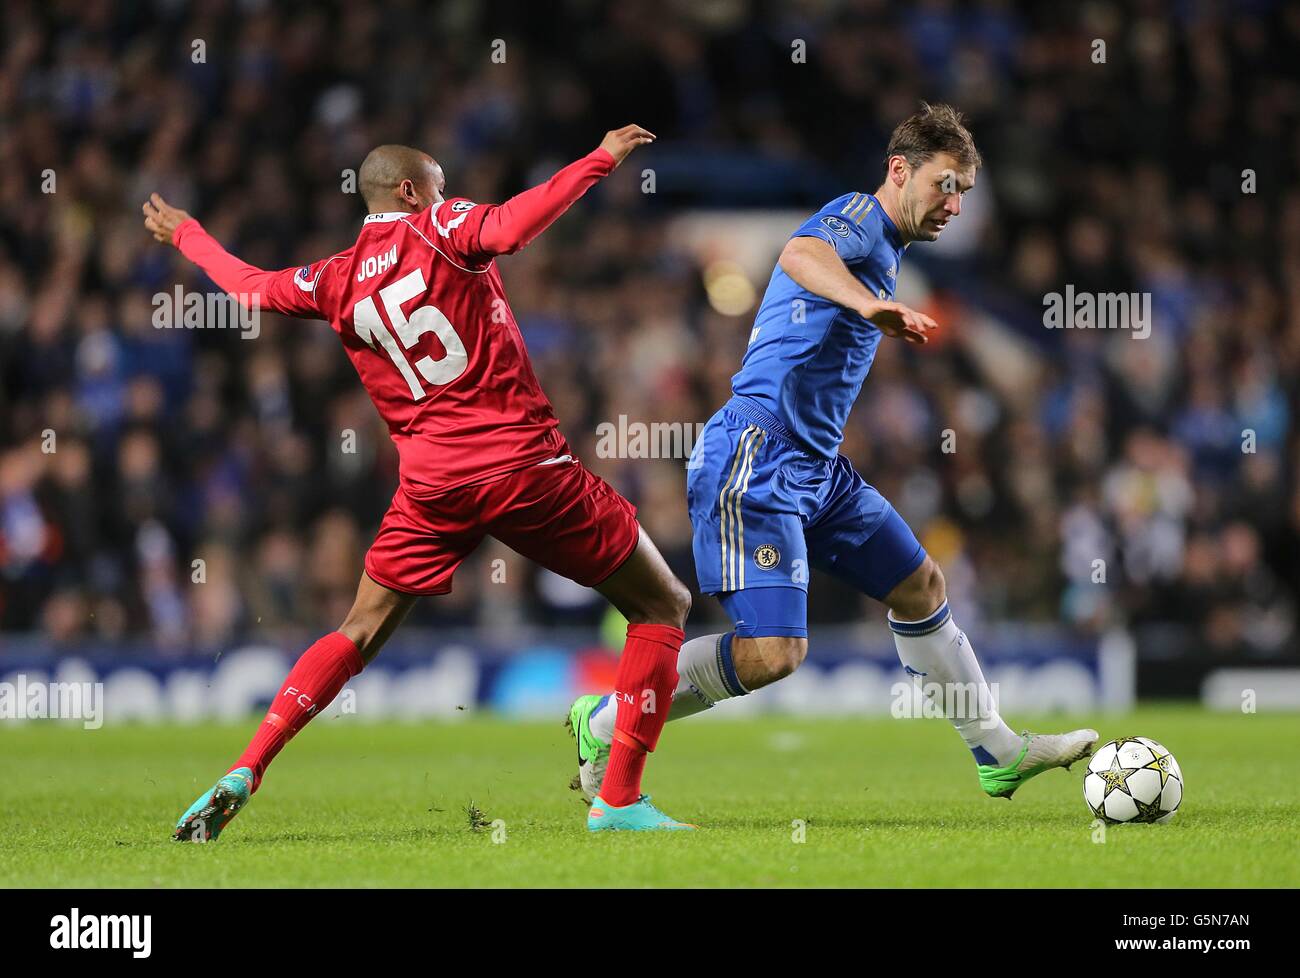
[903,152,975,241]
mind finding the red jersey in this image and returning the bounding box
[173,148,617,495]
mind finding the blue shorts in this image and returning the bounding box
[686,405,926,635]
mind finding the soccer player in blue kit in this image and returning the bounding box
[568,104,1097,811]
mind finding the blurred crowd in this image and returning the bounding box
[1,0,1297,656]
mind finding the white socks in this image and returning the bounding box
[888,601,1023,767]
[590,611,1022,770]
[591,632,744,741]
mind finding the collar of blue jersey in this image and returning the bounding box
[870,194,905,249]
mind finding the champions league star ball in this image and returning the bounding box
[1083,737,1183,824]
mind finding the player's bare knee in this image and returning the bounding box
[887,556,946,621]
[624,576,692,628]
[670,578,693,624]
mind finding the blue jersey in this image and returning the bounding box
[729,192,905,458]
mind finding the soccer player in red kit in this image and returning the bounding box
[145,125,695,838]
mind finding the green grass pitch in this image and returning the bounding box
[2,705,1296,887]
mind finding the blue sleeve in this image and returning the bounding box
[789,193,878,263]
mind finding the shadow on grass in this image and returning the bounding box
[214,824,515,847]
[696,810,1088,832]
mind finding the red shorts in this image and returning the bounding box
[364,455,640,595]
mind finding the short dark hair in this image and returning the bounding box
[885,102,982,172]
[358,144,433,210]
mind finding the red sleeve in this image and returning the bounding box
[431,148,617,266]
[172,219,322,318]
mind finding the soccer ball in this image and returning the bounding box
[1083,737,1183,824]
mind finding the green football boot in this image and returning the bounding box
[978,729,1099,799]
[565,694,610,802]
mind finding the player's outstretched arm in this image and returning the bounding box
[779,237,936,345]
[142,193,317,317]
[474,125,655,258]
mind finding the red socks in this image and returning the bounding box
[228,625,680,805]
[601,623,684,807]
[231,631,364,791]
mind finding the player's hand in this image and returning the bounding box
[599,124,656,167]
[862,300,937,345]
[142,193,192,246]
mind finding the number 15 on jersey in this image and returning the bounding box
[350,268,468,401]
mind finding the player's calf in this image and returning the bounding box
[230,574,412,792]
[885,555,1092,797]
[886,558,1026,770]
[585,583,809,735]
[731,634,807,688]
[590,530,691,814]
[172,573,414,841]
[577,626,807,803]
